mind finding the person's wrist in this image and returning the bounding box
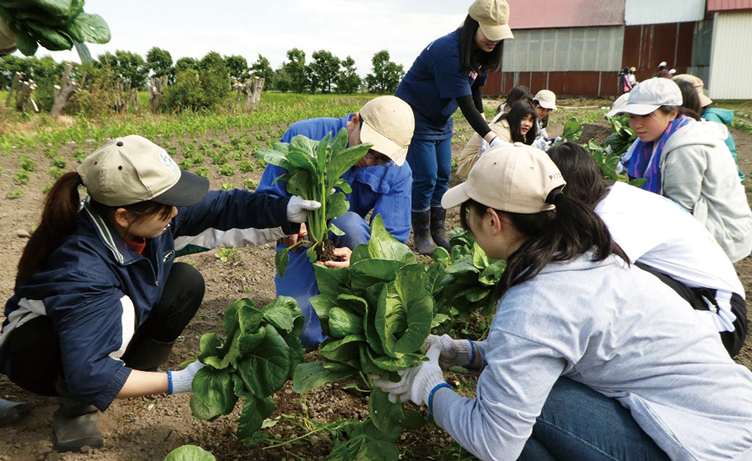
[427,382,452,415]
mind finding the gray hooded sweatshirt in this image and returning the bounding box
[659,118,752,262]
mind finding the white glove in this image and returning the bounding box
[488,136,508,149]
[168,361,204,394]
[423,334,476,370]
[286,195,321,223]
[372,344,447,407]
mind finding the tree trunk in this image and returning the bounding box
[6,71,21,107]
[15,80,37,113]
[148,75,167,113]
[50,64,79,118]
[234,77,265,111]
[129,88,139,112]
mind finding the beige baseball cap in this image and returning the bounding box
[468,0,514,42]
[442,143,566,213]
[534,89,557,110]
[359,96,415,166]
[78,135,209,207]
[672,74,712,108]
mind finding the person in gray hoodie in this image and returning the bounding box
[374,144,752,461]
[673,73,744,182]
[619,78,752,262]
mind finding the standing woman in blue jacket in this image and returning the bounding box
[0,136,318,452]
[396,0,513,255]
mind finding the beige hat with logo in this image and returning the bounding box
[359,96,415,166]
[78,135,209,207]
[442,143,566,213]
[534,89,557,110]
[672,74,712,108]
[469,0,514,42]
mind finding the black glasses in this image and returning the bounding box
[364,150,392,166]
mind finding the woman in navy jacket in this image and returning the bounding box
[396,0,513,255]
[0,136,318,452]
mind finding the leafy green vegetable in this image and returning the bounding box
[432,229,505,337]
[163,445,216,461]
[254,128,370,276]
[291,216,436,460]
[0,0,110,56]
[191,297,305,440]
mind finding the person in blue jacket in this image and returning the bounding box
[257,96,415,349]
[396,0,514,255]
[0,136,319,452]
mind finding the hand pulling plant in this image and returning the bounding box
[190,296,305,441]
[432,228,505,340]
[0,0,111,58]
[292,215,435,460]
[254,128,371,275]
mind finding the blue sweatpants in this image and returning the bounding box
[275,212,371,349]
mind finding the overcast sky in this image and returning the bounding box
[25,0,468,76]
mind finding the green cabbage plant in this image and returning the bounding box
[254,128,371,276]
[190,296,305,440]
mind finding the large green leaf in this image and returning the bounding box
[329,307,364,338]
[223,298,255,336]
[313,265,350,298]
[371,352,425,372]
[197,333,222,362]
[326,135,371,185]
[286,169,314,198]
[236,328,266,357]
[376,265,433,357]
[191,367,238,416]
[253,148,288,167]
[289,134,319,158]
[350,243,371,264]
[350,259,404,290]
[66,12,110,44]
[232,374,277,440]
[369,389,396,433]
[320,334,365,363]
[326,191,349,219]
[471,242,489,269]
[367,215,415,263]
[237,325,291,398]
[164,445,217,461]
[336,294,368,316]
[262,296,300,333]
[292,361,355,393]
[286,150,320,180]
[310,294,336,336]
[189,394,219,422]
[275,246,290,278]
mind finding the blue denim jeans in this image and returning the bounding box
[276,212,370,349]
[518,378,670,461]
[405,137,452,211]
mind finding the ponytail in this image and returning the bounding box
[460,191,628,299]
[17,172,83,281]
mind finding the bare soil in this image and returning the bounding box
[0,99,751,461]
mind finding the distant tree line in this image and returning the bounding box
[0,47,405,115]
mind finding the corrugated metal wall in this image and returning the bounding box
[708,11,752,99]
[503,27,624,72]
[625,0,706,25]
[622,22,695,81]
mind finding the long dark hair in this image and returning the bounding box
[501,101,538,144]
[673,79,702,121]
[459,15,503,74]
[547,142,613,208]
[17,172,174,281]
[460,192,628,297]
[500,85,533,112]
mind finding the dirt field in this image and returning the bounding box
[0,100,751,460]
